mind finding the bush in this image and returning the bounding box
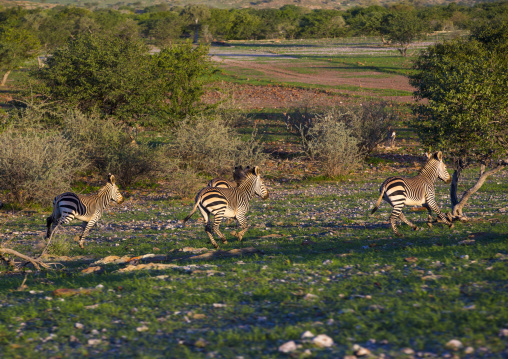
[171,113,267,176]
[61,110,162,186]
[285,102,397,154]
[304,112,363,178]
[0,128,86,205]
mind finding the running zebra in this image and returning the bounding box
[371,151,454,236]
[46,174,124,249]
[207,166,245,188]
[183,166,269,248]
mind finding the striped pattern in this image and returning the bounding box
[371,151,454,236]
[46,174,124,248]
[183,166,268,248]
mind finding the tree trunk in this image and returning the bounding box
[1,70,11,86]
[450,159,507,220]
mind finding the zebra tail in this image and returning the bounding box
[371,186,386,215]
[182,202,199,225]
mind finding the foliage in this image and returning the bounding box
[409,36,508,164]
[171,112,266,177]
[153,41,217,122]
[380,11,429,56]
[0,127,85,206]
[304,110,363,177]
[61,110,162,186]
[0,27,40,85]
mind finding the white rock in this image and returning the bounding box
[75,323,84,329]
[136,325,149,332]
[460,255,469,259]
[312,334,334,348]
[445,339,463,350]
[499,328,508,337]
[464,346,475,354]
[278,341,297,353]
[301,330,315,339]
[355,347,371,356]
[402,348,415,355]
[303,293,319,301]
[87,339,101,346]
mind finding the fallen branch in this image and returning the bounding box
[0,247,50,270]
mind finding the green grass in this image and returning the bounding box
[1,168,507,358]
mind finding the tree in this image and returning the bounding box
[153,41,217,122]
[409,32,508,220]
[381,11,428,56]
[0,27,40,86]
[31,32,157,121]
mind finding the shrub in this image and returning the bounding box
[171,113,267,176]
[285,102,397,154]
[0,128,86,205]
[304,112,363,178]
[61,110,162,186]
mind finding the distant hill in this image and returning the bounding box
[3,0,490,10]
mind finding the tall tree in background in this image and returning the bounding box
[0,27,40,86]
[409,23,508,220]
[381,10,428,56]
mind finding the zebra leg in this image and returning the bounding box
[399,212,419,231]
[199,207,220,248]
[78,220,95,249]
[211,212,228,245]
[423,204,433,228]
[233,214,249,242]
[46,216,54,239]
[389,205,404,236]
[426,197,454,229]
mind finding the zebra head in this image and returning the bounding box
[249,166,269,200]
[108,174,125,204]
[425,151,451,184]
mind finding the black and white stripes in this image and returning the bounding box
[183,166,269,248]
[46,174,124,249]
[371,151,454,236]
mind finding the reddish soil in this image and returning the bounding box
[208,57,415,109]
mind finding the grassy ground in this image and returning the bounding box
[0,167,507,358]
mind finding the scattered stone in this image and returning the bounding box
[85,304,99,309]
[303,293,319,301]
[312,334,334,348]
[368,304,384,311]
[301,330,315,339]
[353,345,370,356]
[404,257,418,263]
[192,313,206,320]
[458,240,475,246]
[460,255,469,260]
[445,339,463,350]
[136,325,149,332]
[498,207,506,213]
[499,328,508,337]
[464,347,475,354]
[74,323,84,329]
[344,356,357,359]
[81,266,102,274]
[87,339,101,346]
[279,340,297,353]
[402,348,415,355]
[212,303,227,308]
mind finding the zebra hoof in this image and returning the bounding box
[222,240,228,244]
[230,231,238,237]
[449,223,455,230]
[395,232,404,237]
[412,226,419,231]
[426,222,433,228]
[78,241,85,249]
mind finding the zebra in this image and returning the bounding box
[183,166,269,248]
[46,174,124,249]
[207,166,245,189]
[371,151,454,236]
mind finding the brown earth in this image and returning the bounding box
[208,57,415,109]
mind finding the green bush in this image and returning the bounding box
[171,113,267,177]
[0,128,86,205]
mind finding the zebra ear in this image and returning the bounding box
[435,151,443,161]
[254,166,260,176]
[424,152,430,159]
[108,174,115,184]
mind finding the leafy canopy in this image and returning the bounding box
[409,26,508,163]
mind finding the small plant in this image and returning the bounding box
[47,236,72,256]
